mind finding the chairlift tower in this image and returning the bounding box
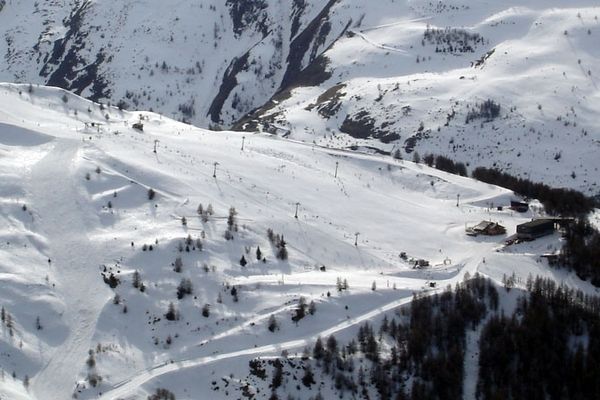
[294,202,300,219]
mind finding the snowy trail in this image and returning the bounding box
[358,16,432,32]
[98,233,487,399]
[27,139,111,400]
[98,290,427,400]
[349,30,410,55]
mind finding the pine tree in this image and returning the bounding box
[201,304,210,317]
[276,237,289,261]
[132,270,141,289]
[272,359,283,388]
[240,255,247,267]
[256,246,262,260]
[292,297,307,323]
[313,337,325,359]
[86,350,96,368]
[326,335,338,355]
[268,314,278,332]
[268,392,280,400]
[148,388,176,400]
[413,152,421,164]
[227,206,237,231]
[106,273,119,288]
[165,302,178,321]
[197,203,203,215]
[301,365,315,387]
[336,277,343,292]
[380,315,389,334]
[174,256,183,273]
[177,278,193,299]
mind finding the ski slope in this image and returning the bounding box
[241,1,600,196]
[1,1,599,195]
[0,83,595,399]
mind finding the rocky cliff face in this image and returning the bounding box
[0,0,347,126]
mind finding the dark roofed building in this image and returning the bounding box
[466,221,506,236]
[510,200,529,213]
[517,219,555,240]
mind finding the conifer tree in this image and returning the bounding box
[132,270,141,289]
[272,359,283,388]
[165,302,178,321]
[201,304,210,317]
[302,365,315,387]
[256,246,262,260]
[174,256,183,273]
[313,337,325,359]
[268,314,278,332]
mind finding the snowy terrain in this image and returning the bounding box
[1,1,599,196]
[0,83,597,399]
[238,0,600,196]
[0,0,348,127]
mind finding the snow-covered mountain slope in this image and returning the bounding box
[1,1,598,195]
[0,0,348,127]
[0,84,596,399]
[235,0,600,195]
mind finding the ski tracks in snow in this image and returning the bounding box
[27,139,111,400]
[98,290,434,399]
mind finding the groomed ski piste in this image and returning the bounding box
[0,83,597,399]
